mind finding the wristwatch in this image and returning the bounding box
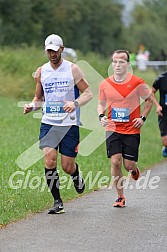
[99,114,105,121]
[140,115,146,122]
[74,100,79,108]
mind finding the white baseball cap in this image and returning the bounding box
[45,34,64,51]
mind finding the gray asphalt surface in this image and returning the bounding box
[0,161,167,252]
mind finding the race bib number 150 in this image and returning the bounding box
[112,108,130,122]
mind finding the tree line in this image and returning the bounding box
[0,0,167,59]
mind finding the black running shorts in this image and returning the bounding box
[106,131,140,162]
[158,116,167,137]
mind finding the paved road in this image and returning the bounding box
[0,161,167,252]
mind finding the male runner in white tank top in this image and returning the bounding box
[24,34,93,214]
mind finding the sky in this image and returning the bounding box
[120,0,143,25]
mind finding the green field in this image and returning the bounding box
[0,48,164,226]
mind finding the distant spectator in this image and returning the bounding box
[160,49,167,61]
[136,52,148,71]
[129,52,136,67]
[144,50,150,61]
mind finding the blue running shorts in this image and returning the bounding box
[39,123,79,157]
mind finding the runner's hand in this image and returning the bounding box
[24,103,34,114]
[132,118,144,128]
[156,105,163,116]
[63,101,75,113]
[101,116,108,127]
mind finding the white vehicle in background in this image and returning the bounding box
[62,47,78,62]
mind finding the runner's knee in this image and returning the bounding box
[44,153,57,168]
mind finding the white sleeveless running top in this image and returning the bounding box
[41,59,80,126]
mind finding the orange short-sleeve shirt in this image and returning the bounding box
[98,73,150,134]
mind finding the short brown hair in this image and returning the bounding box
[111,50,130,62]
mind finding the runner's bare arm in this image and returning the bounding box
[151,87,163,116]
[24,67,44,114]
[63,64,93,113]
[97,100,108,126]
[97,100,107,115]
[133,95,153,128]
[141,95,153,118]
[72,64,93,106]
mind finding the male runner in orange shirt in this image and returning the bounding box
[97,50,152,207]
